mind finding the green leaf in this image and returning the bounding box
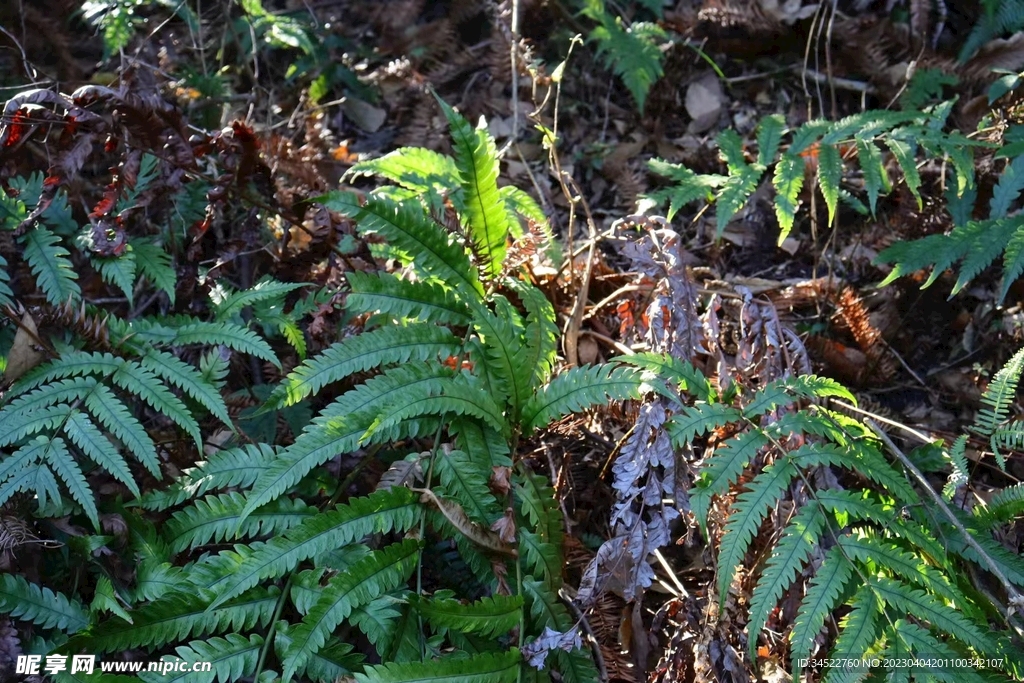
[21,225,80,305]
[0,573,90,632]
[133,239,176,304]
[435,96,511,278]
[413,594,523,638]
[522,364,644,433]
[353,649,521,683]
[282,540,420,682]
[791,545,853,675]
[756,114,786,168]
[137,633,262,683]
[773,152,805,242]
[885,138,922,209]
[817,143,841,226]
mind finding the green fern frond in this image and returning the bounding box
[586,8,665,112]
[757,115,786,168]
[414,594,523,638]
[85,383,160,476]
[139,444,277,511]
[353,649,521,683]
[136,632,262,683]
[275,628,365,682]
[742,375,855,417]
[773,153,805,241]
[43,434,99,527]
[205,487,420,609]
[165,492,317,553]
[21,224,80,305]
[0,254,14,309]
[716,166,762,236]
[513,281,559,392]
[211,278,307,321]
[348,147,459,197]
[824,587,880,683]
[690,430,769,529]
[973,481,1024,528]
[884,138,922,208]
[435,448,501,525]
[837,534,963,603]
[323,191,484,298]
[435,96,511,277]
[790,545,853,674]
[63,409,138,497]
[265,325,461,410]
[867,576,994,653]
[70,587,278,652]
[346,271,473,325]
[716,459,797,607]
[140,349,232,426]
[943,434,971,499]
[133,238,177,304]
[817,143,842,226]
[282,539,420,682]
[95,253,137,303]
[0,573,90,632]
[976,346,1024,468]
[140,320,279,368]
[241,363,454,518]
[856,136,890,216]
[363,374,510,443]
[0,460,62,510]
[522,364,644,433]
[747,503,825,659]
[666,402,742,446]
[621,352,716,402]
[644,160,724,221]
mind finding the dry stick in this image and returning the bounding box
[865,419,1024,621]
[558,587,609,683]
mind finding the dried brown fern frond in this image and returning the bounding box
[0,516,35,554]
[46,299,110,350]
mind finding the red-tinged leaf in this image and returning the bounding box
[90,194,116,219]
[4,109,30,147]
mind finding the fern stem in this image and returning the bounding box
[866,420,1024,623]
[253,570,293,682]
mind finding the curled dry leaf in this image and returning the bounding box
[490,507,517,544]
[3,311,46,383]
[416,488,517,557]
[489,465,512,496]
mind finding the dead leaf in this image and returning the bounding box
[3,312,46,383]
[416,488,517,557]
[685,73,724,134]
[342,97,387,133]
[490,507,517,544]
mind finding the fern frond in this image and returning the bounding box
[346,271,473,325]
[943,434,970,499]
[716,459,797,606]
[265,324,461,410]
[0,404,71,446]
[64,409,138,497]
[817,143,842,226]
[716,166,762,236]
[666,402,742,446]
[21,225,80,305]
[973,481,1024,529]
[436,96,510,278]
[283,539,420,681]
[856,136,890,216]
[349,147,459,196]
[742,375,855,417]
[644,160,723,221]
[211,278,307,320]
[0,461,61,510]
[791,545,853,674]
[867,576,994,653]
[0,573,89,632]
[139,444,277,511]
[132,238,176,303]
[85,383,159,476]
[975,346,1024,467]
[364,374,509,443]
[747,502,825,660]
[620,351,716,401]
[522,364,644,433]
[147,320,279,367]
[587,11,665,112]
[165,492,317,553]
[136,632,262,683]
[773,152,805,242]
[1,376,97,415]
[414,594,522,638]
[757,115,786,167]
[0,254,13,309]
[451,418,513,469]
[837,534,963,603]
[275,628,365,682]
[140,349,232,426]
[690,430,769,529]
[824,587,880,683]
[44,434,99,527]
[204,487,420,609]
[353,649,521,683]
[70,587,278,651]
[885,138,922,208]
[241,363,453,517]
[95,253,137,303]
[323,191,484,298]
[514,281,559,392]
[435,448,501,525]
